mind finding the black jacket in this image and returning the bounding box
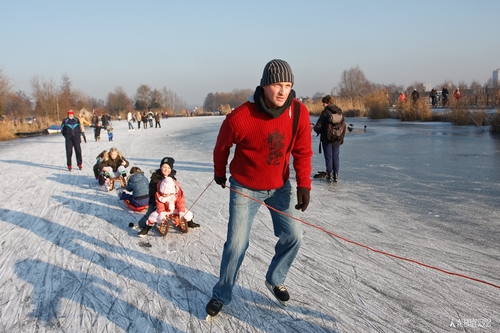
[148,169,177,205]
[61,117,82,138]
[313,104,346,144]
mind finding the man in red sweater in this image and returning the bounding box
[206,59,313,316]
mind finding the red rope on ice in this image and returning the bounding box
[199,183,500,290]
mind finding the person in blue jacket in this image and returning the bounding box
[118,167,150,207]
[61,109,82,171]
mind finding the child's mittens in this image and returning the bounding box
[158,195,168,203]
[159,212,168,221]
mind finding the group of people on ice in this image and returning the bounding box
[92,150,200,237]
[128,110,165,130]
[62,59,348,319]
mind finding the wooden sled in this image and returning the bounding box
[157,214,189,237]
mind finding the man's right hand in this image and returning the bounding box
[214,174,227,188]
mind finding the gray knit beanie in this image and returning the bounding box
[260,59,294,87]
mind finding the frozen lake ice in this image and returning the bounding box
[0,115,498,332]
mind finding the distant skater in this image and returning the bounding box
[61,109,82,171]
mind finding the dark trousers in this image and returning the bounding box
[322,141,340,174]
[65,136,82,166]
[138,204,156,228]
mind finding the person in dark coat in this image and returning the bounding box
[442,86,449,107]
[137,157,176,231]
[101,114,109,128]
[411,89,419,103]
[313,95,346,182]
[61,109,82,171]
[429,88,437,107]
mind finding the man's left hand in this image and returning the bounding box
[295,187,310,212]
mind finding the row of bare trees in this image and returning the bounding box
[333,66,498,108]
[200,65,499,115]
[0,71,187,121]
[202,89,253,112]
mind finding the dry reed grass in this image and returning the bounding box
[305,97,367,117]
[364,90,390,119]
[489,111,500,134]
[447,98,487,126]
[396,98,432,121]
[0,117,58,141]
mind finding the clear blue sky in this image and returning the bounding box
[1,0,499,106]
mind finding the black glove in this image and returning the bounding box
[214,174,227,188]
[295,187,310,212]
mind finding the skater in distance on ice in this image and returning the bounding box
[61,109,83,171]
[206,59,313,317]
[313,95,346,183]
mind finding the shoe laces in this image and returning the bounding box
[210,299,222,307]
[276,284,287,292]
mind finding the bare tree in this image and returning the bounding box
[202,89,252,112]
[203,92,216,111]
[58,74,74,112]
[312,92,326,101]
[338,65,371,99]
[150,88,163,109]
[134,84,152,110]
[0,69,11,116]
[161,87,186,114]
[107,86,132,115]
[5,91,33,117]
[31,75,59,119]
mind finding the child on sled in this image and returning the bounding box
[118,166,149,208]
[99,147,129,191]
[138,176,195,237]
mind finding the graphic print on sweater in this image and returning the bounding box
[264,130,285,165]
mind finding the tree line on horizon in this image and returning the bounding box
[202,66,499,112]
[0,70,187,121]
[1,66,498,123]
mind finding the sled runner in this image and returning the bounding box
[157,214,189,237]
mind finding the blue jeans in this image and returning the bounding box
[212,178,303,305]
[322,141,340,174]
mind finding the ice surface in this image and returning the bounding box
[0,116,498,332]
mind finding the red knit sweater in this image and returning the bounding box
[213,99,312,191]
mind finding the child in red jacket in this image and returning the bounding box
[139,176,195,237]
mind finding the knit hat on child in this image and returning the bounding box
[160,157,175,169]
[159,177,176,195]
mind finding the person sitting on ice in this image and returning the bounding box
[138,176,197,237]
[117,166,149,208]
[100,147,130,191]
